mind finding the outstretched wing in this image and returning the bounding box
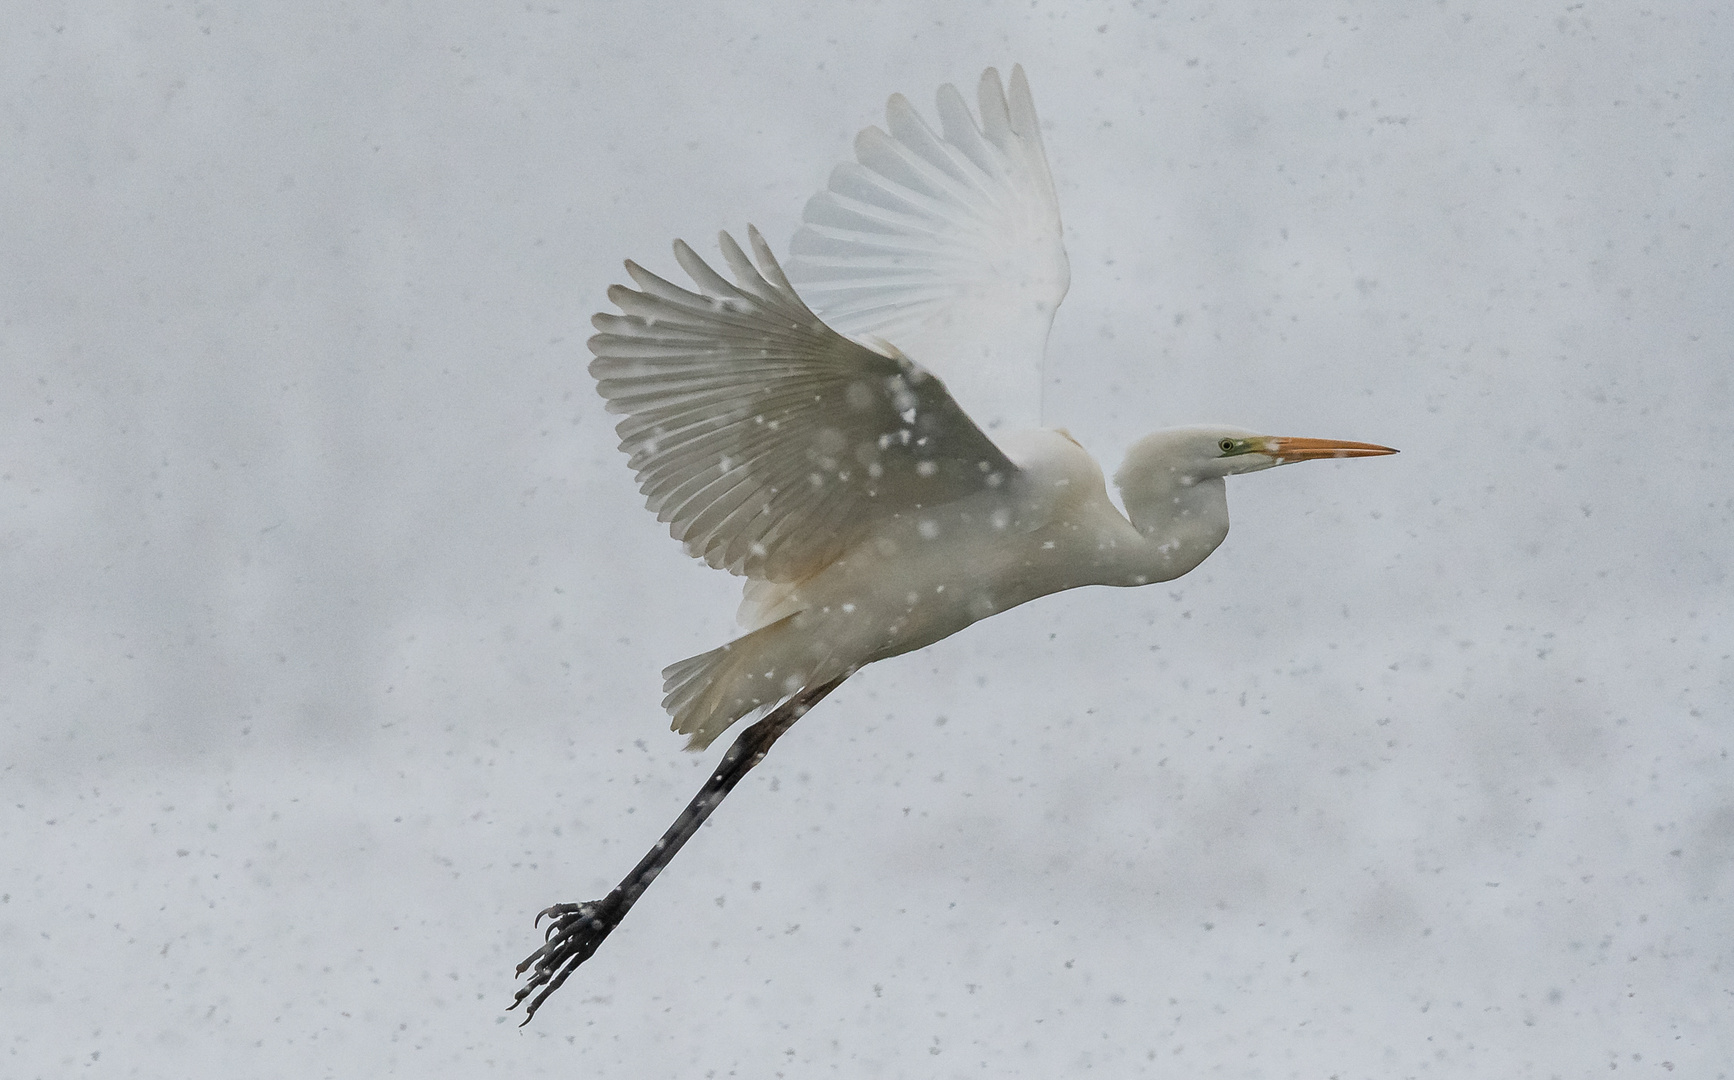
[589,227,1019,584]
[785,65,1069,434]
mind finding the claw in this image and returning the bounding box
[510,896,622,1021]
[533,901,582,929]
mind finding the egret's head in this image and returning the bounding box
[1116,425,1397,489]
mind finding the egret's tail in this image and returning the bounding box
[662,613,836,751]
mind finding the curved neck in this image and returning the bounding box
[1115,471,1230,583]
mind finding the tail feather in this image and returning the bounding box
[662,613,832,751]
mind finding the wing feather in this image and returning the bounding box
[590,227,1019,583]
[786,65,1070,434]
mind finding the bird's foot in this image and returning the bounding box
[510,891,625,1023]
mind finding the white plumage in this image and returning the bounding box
[591,229,1015,585]
[786,66,1069,434]
[587,66,1395,751]
[516,64,1397,1024]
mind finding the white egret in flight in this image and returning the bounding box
[513,65,1395,1021]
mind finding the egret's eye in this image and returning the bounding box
[1218,438,1237,453]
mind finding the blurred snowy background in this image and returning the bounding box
[4,2,1729,1076]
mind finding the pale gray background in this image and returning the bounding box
[4,2,1730,1076]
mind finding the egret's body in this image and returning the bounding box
[667,426,1284,748]
[513,66,1395,1021]
[666,430,1121,746]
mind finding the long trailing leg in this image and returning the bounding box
[511,673,850,1023]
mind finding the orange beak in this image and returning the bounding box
[1261,436,1399,463]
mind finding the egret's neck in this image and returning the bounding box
[1115,470,1230,584]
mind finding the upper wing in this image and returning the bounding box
[589,227,1019,584]
[785,65,1070,434]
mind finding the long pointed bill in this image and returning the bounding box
[1261,436,1399,463]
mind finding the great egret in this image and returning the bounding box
[512,65,1395,1021]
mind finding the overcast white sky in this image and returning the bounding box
[4,2,1730,1076]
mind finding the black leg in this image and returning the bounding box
[511,673,850,1023]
